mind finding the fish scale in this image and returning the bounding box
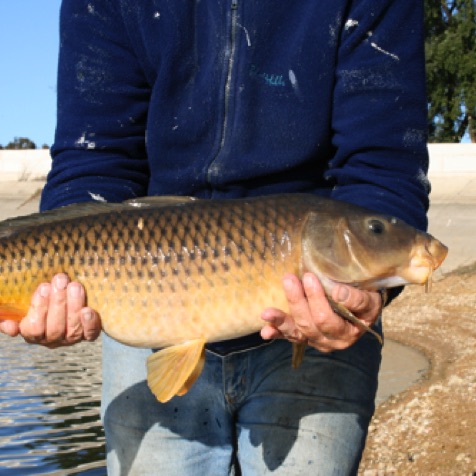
[0,195,303,346]
[0,193,448,402]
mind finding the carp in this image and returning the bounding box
[0,194,447,402]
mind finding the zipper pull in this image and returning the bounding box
[231,1,238,9]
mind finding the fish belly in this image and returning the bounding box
[101,273,290,347]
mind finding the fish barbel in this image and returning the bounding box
[0,194,447,402]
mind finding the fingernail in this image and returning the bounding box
[37,284,50,298]
[54,275,68,291]
[30,289,43,315]
[68,283,82,298]
[303,273,315,289]
[336,286,349,302]
[82,309,93,321]
[282,276,294,292]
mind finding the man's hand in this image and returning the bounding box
[0,273,101,348]
[260,273,382,353]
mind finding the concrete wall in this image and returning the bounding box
[0,150,51,181]
[427,143,476,175]
[0,144,474,182]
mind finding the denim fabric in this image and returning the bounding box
[101,325,382,476]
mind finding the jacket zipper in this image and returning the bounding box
[207,1,239,186]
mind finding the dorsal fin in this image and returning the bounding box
[125,196,197,208]
[0,202,116,239]
[0,196,198,239]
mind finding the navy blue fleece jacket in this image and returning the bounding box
[42,0,430,235]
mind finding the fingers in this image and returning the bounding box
[46,274,69,341]
[80,308,102,342]
[260,308,287,340]
[331,283,382,324]
[0,320,21,337]
[65,284,101,342]
[261,273,382,353]
[19,274,101,348]
[282,274,321,334]
[65,282,87,343]
[300,273,349,338]
[21,283,51,342]
[261,307,306,342]
[296,273,359,351]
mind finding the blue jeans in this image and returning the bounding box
[101,326,381,475]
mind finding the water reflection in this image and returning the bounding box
[0,334,105,475]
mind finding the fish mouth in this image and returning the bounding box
[407,236,449,288]
[426,236,449,269]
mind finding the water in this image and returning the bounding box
[377,339,428,404]
[0,333,427,475]
[0,334,106,475]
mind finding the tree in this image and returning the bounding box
[425,0,476,142]
[5,137,37,150]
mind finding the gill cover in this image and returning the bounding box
[301,208,417,289]
[301,212,356,283]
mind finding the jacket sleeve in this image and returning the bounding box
[40,0,151,211]
[328,0,430,232]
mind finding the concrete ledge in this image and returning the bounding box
[0,144,475,197]
[0,150,51,181]
[428,143,476,175]
[429,175,476,203]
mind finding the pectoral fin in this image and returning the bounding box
[0,304,29,322]
[146,339,206,403]
[292,342,307,368]
[328,297,383,345]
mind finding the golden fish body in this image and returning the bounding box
[0,194,448,402]
[0,196,303,346]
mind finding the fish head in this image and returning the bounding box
[301,204,448,291]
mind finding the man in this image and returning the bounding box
[1,1,430,474]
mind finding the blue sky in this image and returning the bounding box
[0,1,61,148]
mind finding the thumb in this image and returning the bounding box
[331,284,372,314]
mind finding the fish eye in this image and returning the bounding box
[368,219,385,235]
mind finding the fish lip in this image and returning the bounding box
[406,255,436,285]
[425,240,448,270]
[407,237,448,283]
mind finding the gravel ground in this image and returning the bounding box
[359,264,476,475]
